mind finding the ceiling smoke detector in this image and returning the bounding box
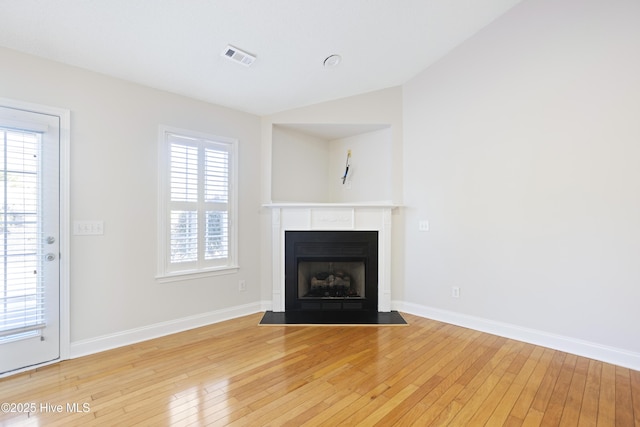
[222,45,256,67]
[323,54,342,68]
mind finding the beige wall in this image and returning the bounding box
[271,126,330,202]
[328,128,392,203]
[402,0,640,356]
[0,46,262,344]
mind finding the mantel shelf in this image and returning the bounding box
[263,202,400,209]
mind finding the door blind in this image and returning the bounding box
[0,127,45,339]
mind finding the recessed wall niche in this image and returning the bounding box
[271,123,392,203]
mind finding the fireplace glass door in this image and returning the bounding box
[285,230,378,312]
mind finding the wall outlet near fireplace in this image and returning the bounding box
[239,280,246,292]
[451,286,460,298]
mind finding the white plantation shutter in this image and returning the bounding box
[204,146,229,261]
[159,127,237,277]
[0,127,45,339]
[169,140,198,264]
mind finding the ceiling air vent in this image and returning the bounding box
[222,45,256,67]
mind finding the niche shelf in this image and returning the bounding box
[271,123,393,204]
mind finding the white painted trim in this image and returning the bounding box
[395,301,640,372]
[30,298,640,373]
[264,202,399,209]
[70,302,263,359]
[155,266,239,283]
[268,206,394,312]
[58,105,71,362]
[261,299,273,312]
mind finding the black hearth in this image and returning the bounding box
[285,230,378,312]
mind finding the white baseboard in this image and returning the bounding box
[70,302,263,359]
[70,299,640,372]
[394,301,640,372]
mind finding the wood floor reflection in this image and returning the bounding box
[1,312,638,426]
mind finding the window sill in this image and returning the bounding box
[156,265,239,284]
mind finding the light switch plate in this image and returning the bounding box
[73,220,104,235]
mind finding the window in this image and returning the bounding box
[158,126,238,280]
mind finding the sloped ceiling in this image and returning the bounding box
[0,0,523,116]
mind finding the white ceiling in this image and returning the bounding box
[0,0,523,116]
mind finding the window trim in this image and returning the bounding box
[156,125,238,282]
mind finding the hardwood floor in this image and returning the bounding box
[1,312,638,426]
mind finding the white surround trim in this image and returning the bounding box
[265,203,397,312]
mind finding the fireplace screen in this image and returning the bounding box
[285,230,378,311]
[298,261,365,299]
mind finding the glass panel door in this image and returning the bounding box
[0,106,60,375]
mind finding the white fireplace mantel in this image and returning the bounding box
[264,202,397,312]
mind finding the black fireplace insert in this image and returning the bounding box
[285,230,378,312]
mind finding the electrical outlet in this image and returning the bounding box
[451,286,460,298]
[239,280,246,292]
[419,220,429,232]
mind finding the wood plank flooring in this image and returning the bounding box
[0,313,638,426]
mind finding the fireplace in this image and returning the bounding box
[285,230,378,312]
[266,204,394,312]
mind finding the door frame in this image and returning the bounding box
[0,97,70,376]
